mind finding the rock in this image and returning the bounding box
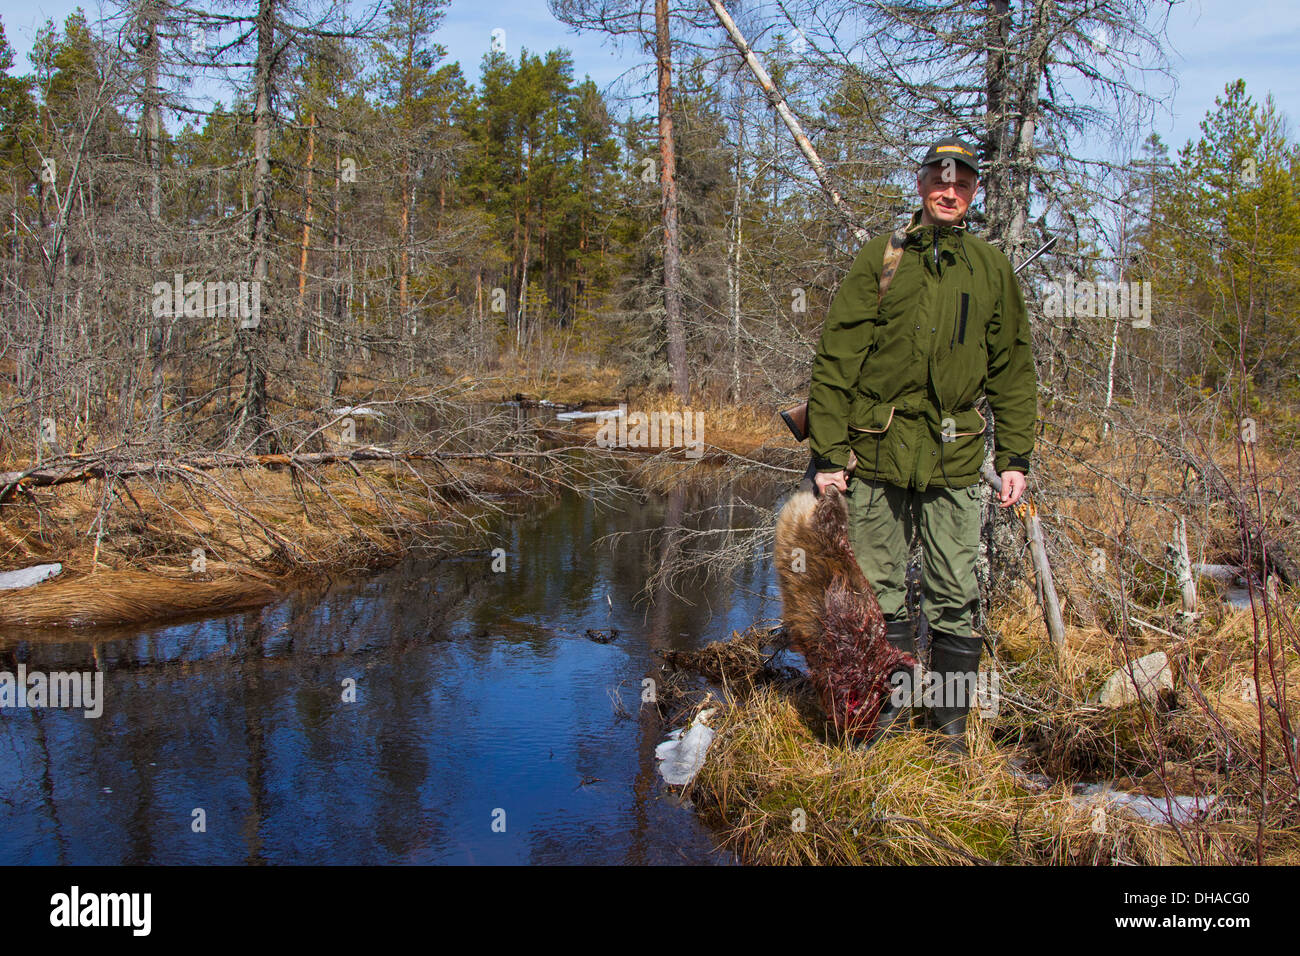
[0,563,62,591]
[1096,651,1173,707]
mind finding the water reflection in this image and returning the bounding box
[0,475,784,864]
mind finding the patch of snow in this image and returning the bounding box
[1074,784,1217,826]
[554,410,617,421]
[0,563,63,591]
[656,708,717,785]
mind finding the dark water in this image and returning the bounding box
[0,478,783,864]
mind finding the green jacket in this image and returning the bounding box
[808,210,1036,490]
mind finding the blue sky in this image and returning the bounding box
[0,0,1295,154]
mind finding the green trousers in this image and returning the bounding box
[845,474,983,635]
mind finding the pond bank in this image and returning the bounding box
[664,612,1299,865]
[0,457,537,628]
[0,393,800,629]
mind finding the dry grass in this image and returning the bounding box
[0,570,279,627]
[0,457,531,627]
[1035,416,1296,631]
[555,391,798,497]
[675,597,1300,864]
[447,358,625,407]
[678,631,1181,865]
[979,408,1300,865]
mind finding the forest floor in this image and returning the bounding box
[663,604,1300,865]
[475,359,789,461]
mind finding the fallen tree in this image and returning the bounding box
[0,445,580,504]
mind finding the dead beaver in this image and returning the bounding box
[774,485,918,743]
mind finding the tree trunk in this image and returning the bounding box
[1103,208,1127,437]
[233,0,274,452]
[297,111,315,345]
[728,98,743,402]
[656,0,689,402]
[1005,0,1052,261]
[982,0,1013,245]
[705,0,867,242]
[398,154,410,320]
[982,0,1052,262]
[142,2,167,438]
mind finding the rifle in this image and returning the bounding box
[785,234,1057,493]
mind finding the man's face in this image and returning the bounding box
[917,162,978,226]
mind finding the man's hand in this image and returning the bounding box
[998,470,1026,508]
[814,469,848,496]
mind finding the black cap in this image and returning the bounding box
[920,136,980,176]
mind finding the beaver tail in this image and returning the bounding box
[774,486,917,739]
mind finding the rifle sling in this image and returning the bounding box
[877,225,909,304]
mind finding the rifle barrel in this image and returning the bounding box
[1013,235,1058,275]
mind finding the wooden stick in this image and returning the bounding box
[1025,503,1067,651]
[1171,515,1198,618]
[981,463,1066,650]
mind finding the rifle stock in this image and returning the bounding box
[780,403,809,442]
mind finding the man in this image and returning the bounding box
[806,136,1037,752]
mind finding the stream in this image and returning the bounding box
[0,472,784,865]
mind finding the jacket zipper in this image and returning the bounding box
[949,292,970,348]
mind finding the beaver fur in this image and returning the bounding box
[774,485,917,741]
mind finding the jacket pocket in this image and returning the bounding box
[848,399,896,434]
[942,311,986,409]
[848,398,899,482]
[941,405,987,439]
[936,406,987,478]
[949,292,971,347]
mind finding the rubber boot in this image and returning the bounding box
[864,619,917,744]
[926,631,983,755]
